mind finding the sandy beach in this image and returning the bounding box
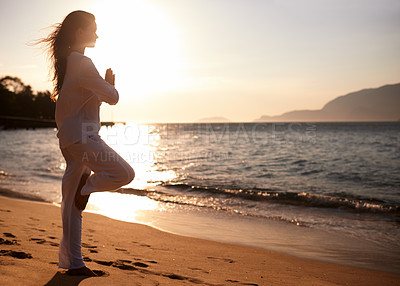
[0,195,399,286]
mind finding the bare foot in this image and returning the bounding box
[74,172,91,211]
[66,266,97,277]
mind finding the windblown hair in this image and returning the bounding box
[34,10,95,101]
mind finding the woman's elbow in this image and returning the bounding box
[109,95,119,105]
[108,91,119,105]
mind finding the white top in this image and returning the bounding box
[55,51,119,148]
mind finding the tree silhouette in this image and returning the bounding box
[0,76,55,120]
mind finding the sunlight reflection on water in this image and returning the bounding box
[86,192,160,224]
[86,123,175,222]
[99,122,177,190]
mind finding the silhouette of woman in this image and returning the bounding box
[38,10,135,276]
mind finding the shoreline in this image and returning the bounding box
[1,186,399,274]
[0,195,399,285]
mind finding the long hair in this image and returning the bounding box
[33,10,95,102]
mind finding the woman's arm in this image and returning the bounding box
[79,57,119,105]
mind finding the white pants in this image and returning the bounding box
[58,134,135,269]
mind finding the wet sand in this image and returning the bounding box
[0,195,399,285]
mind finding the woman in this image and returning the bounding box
[38,10,135,276]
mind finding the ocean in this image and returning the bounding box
[1,122,399,273]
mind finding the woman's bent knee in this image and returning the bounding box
[115,164,135,186]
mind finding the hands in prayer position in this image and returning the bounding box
[105,68,115,86]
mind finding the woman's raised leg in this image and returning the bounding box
[67,134,135,197]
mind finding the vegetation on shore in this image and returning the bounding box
[0,76,55,120]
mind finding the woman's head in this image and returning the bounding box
[35,10,97,101]
[73,19,98,49]
[63,11,98,49]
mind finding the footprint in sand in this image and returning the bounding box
[89,257,207,284]
[0,237,20,245]
[117,259,132,263]
[30,238,46,244]
[207,256,235,263]
[162,273,186,280]
[30,238,59,247]
[131,241,151,248]
[132,262,149,268]
[81,243,97,249]
[0,250,32,259]
[51,222,62,228]
[113,261,137,271]
[161,273,203,284]
[93,259,113,266]
[226,280,259,286]
[189,267,209,274]
[3,232,16,238]
[92,259,150,271]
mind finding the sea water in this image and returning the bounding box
[0,122,399,273]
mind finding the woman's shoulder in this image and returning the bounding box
[68,51,92,63]
[68,52,95,70]
[69,51,91,60]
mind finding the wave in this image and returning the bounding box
[116,187,305,226]
[154,183,400,215]
[255,173,274,178]
[292,159,307,165]
[301,170,322,176]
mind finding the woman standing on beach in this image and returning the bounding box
[38,10,135,276]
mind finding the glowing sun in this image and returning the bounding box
[87,0,185,98]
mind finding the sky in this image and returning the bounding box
[1,0,399,123]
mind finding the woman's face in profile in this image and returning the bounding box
[78,21,98,48]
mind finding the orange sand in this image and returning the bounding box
[0,195,399,285]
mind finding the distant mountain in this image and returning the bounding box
[255,83,400,122]
[197,116,231,123]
